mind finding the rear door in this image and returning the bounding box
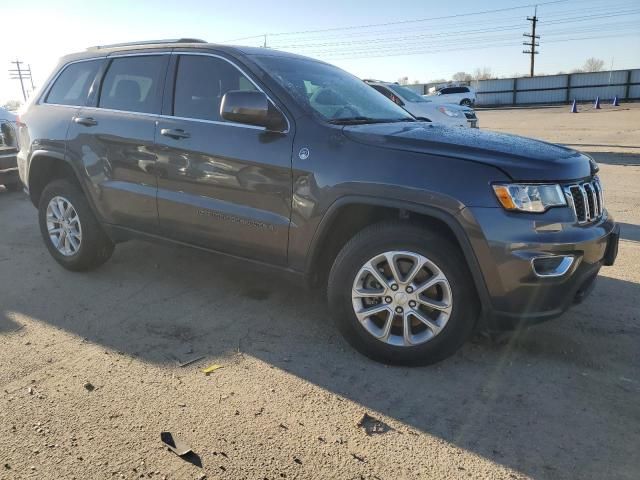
[66,53,169,232]
[154,53,293,265]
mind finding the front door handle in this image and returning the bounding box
[74,116,98,127]
[160,128,190,140]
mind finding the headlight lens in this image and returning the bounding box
[437,106,461,117]
[492,184,566,212]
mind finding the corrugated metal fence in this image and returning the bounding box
[406,69,640,106]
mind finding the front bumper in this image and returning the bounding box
[460,206,618,330]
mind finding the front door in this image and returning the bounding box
[154,53,293,265]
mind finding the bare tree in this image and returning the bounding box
[452,71,472,82]
[397,76,409,85]
[582,57,605,72]
[473,67,493,80]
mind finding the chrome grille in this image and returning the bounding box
[565,177,604,224]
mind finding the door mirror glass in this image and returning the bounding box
[220,90,286,132]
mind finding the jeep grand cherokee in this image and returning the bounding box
[16,39,619,365]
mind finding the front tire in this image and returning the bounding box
[460,99,472,107]
[328,222,478,365]
[38,179,114,271]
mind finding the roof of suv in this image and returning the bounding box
[62,39,314,64]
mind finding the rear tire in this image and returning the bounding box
[328,221,478,365]
[38,179,114,271]
[460,99,472,107]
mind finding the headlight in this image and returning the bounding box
[492,184,566,212]
[437,106,461,117]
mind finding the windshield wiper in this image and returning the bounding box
[328,117,415,125]
[327,116,379,125]
[388,118,417,123]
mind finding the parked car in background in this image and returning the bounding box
[365,80,478,128]
[17,40,618,365]
[426,86,476,106]
[0,106,21,191]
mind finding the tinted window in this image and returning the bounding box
[439,88,452,95]
[173,55,257,121]
[371,85,403,106]
[387,84,427,102]
[46,60,101,106]
[99,56,167,114]
[371,85,393,99]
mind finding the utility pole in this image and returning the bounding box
[8,59,34,101]
[28,64,35,90]
[523,6,540,77]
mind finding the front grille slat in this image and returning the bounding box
[583,183,596,218]
[565,176,604,224]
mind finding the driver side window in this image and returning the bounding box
[173,55,257,122]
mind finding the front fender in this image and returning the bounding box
[299,195,493,319]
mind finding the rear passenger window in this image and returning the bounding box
[45,60,101,106]
[99,56,167,114]
[173,55,257,121]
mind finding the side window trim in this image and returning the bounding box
[167,51,290,133]
[40,57,105,107]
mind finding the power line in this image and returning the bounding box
[219,0,570,43]
[276,18,639,56]
[273,8,640,49]
[266,2,640,45]
[312,31,639,61]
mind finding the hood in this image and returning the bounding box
[342,122,593,181]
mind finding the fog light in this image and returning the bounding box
[531,255,575,277]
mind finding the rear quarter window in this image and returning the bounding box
[45,60,102,106]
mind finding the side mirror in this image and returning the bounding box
[220,90,287,132]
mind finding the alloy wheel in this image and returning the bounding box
[46,195,82,256]
[351,251,453,347]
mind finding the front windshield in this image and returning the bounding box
[252,55,414,124]
[387,84,428,103]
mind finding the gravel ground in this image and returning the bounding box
[1,104,639,480]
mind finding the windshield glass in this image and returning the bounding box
[252,55,414,123]
[387,84,427,103]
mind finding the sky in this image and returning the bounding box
[1,0,639,105]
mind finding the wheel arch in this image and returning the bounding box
[305,196,492,319]
[27,151,84,207]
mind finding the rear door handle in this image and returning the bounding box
[160,128,190,140]
[73,116,98,127]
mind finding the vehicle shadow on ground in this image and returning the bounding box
[585,150,640,166]
[2,233,639,479]
[619,222,640,242]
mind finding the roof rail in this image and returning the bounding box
[87,38,207,50]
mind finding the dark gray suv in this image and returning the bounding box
[17,39,619,365]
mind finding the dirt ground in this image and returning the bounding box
[1,104,639,480]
